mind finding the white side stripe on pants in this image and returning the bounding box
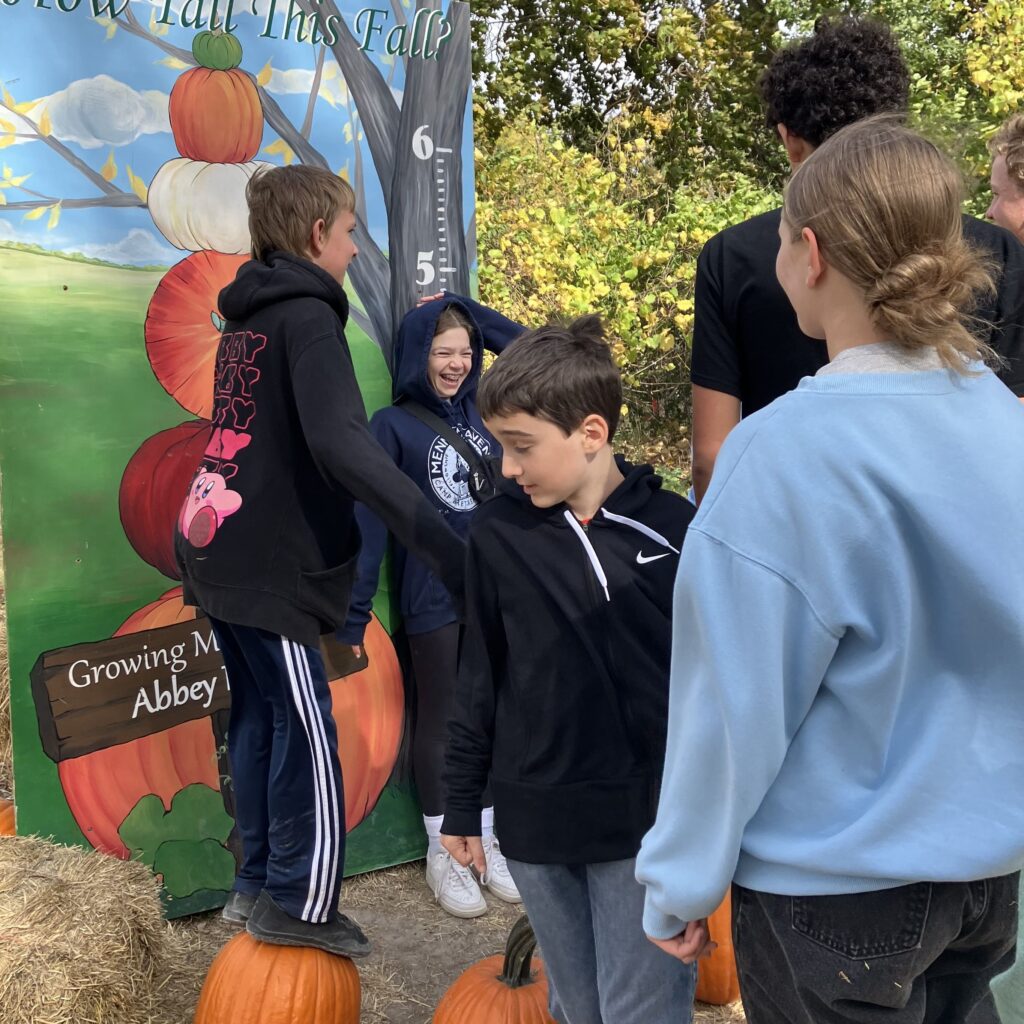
[281,638,333,923]
[296,642,341,922]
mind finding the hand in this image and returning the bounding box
[350,645,363,659]
[417,291,446,307]
[647,919,716,964]
[441,833,486,876]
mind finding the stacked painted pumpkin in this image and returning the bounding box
[61,31,406,866]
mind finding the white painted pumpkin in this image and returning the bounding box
[148,158,271,255]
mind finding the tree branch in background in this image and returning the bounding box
[301,44,327,140]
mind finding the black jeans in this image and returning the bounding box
[733,874,1019,1023]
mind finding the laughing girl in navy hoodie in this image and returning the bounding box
[337,293,522,918]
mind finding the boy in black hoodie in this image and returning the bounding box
[442,318,701,1024]
[175,165,465,958]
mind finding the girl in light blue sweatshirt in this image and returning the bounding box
[637,116,1024,1023]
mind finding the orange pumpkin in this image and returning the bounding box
[58,588,404,857]
[0,797,15,836]
[145,251,246,418]
[193,931,360,1024]
[169,56,263,163]
[434,916,555,1024]
[696,890,741,1005]
[119,420,212,579]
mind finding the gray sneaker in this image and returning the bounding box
[221,890,257,926]
[246,890,372,959]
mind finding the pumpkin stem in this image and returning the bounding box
[497,915,540,989]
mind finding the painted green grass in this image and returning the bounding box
[0,247,407,898]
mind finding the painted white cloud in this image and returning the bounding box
[74,228,178,266]
[42,75,170,150]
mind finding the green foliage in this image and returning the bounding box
[477,117,775,430]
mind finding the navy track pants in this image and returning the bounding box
[210,617,344,923]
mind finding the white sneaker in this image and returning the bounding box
[425,851,487,918]
[482,836,522,903]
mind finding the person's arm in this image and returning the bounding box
[690,241,743,502]
[691,386,741,505]
[436,292,525,354]
[636,528,839,939]
[290,331,465,608]
[441,526,505,876]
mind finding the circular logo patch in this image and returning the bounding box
[427,427,490,512]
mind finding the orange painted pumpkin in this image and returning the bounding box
[193,931,360,1024]
[0,797,14,836]
[169,37,263,164]
[696,891,741,1005]
[58,589,404,857]
[145,251,246,418]
[434,916,555,1024]
[119,419,212,579]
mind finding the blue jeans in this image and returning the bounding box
[506,857,696,1024]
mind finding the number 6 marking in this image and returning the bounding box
[417,250,436,286]
[413,125,434,161]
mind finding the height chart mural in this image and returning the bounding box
[0,0,476,918]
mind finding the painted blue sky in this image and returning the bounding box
[0,0,475,269]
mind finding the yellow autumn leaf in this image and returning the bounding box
[0,191,6,206]
[47,202,61,230]
[156,56,191,70]
[106,20,118,40]
[126,164,148,202]
[342,122,352,143]
[1,87,16,111]
[0,119,13,133]
[2,166,11,180]
[23,205,46,221]
[339,161,350,182]
[322,62,338,80]
[37,108,52,138]
[0,136,15,150]
[256,61,273,87]
[263,139,295,165]
[318,86,337,108]
[7,173,29,187]
[149,7,170,36]
[101,150,117,182]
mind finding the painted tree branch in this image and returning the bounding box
[301,44,327,139]
[115,6,194,63]
[2,195,145,210]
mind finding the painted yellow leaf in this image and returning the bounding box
[37,108,52,138]
[343,122,352,143]
[101,150,117,182]
[263,139,295,165]
[47,202,61,230]
[318,86,337,108]
[23,205,46,221]
[156,56,190,70]
[0,119,14,133]
[322,62,338,80]
[339,161,350,182]
[256,61,273,87]
[0,192,6,206]
[148,7,170,36]
[106,20,118,40]
[0,136,15,150]
[8,174,29,187]
[2,166,11,180]
[2,87,16,111]
[126,164,148,202]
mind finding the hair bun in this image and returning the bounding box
[865,245,993,350]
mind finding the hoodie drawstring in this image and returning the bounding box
[599,509,680,554]
[564,507,679,603]
[563,511,610,601]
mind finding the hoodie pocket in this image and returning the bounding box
[296,555,358,629]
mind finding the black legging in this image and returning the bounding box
[407,622,482,818]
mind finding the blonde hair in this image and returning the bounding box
[989,113,1024,193]
[783,116,995,371]
[246,165,355,262]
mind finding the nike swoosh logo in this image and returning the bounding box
[636,552,670,564]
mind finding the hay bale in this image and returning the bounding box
[0,834,193,1024]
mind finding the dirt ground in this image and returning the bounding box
[171,860,747,1023]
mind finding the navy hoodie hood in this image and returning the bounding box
[391,295,487,415]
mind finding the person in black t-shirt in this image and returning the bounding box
[691,15,1024,503]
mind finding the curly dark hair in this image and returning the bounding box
[759,15,910,148]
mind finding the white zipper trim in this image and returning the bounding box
[563,510,610,602]
[599,508,680,554]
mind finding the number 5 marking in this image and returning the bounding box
[417,250,436,287]
[413,125,434,161]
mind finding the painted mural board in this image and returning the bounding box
[0,0,476,918]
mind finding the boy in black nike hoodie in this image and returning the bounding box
[175,165,465,958]
[442,318,701,1024]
